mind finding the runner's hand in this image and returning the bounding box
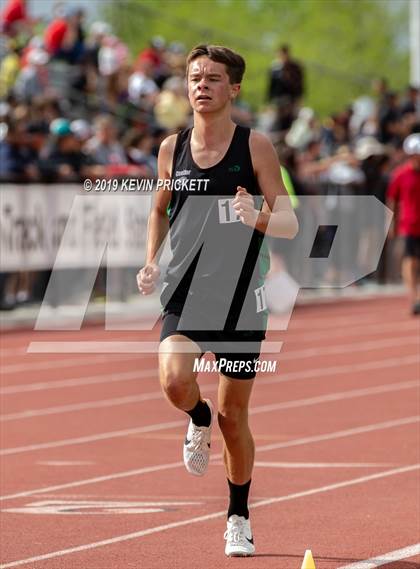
[137,263,160,295]
[232,186,258,227]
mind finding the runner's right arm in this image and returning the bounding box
[137,134,176,295]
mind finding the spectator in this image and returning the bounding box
[135,36,170,88]
[267,44,305,107]
[26,95,62,135]
[154,76,190,130]
[387,132,420,314]
[70,118,93,145]
[123,128,157,176]
[377,91,401,145]
[44,6,85,64]
[1,0,29,37]
[355,137,390,283]
[285,107,317,150]
[86,114,127,165]
[128,56,159,109]
[85,21,112,71]
[0,108,41,182]
[400,85,419,116]
[350,95,377,138]
[98,33,130,107]
[321,108,352,155]
[0,39,21,98]
[83,21,111,94]
[13,48,50,102]
[37,118,92,182]
[165,41,187,79]
[372,76,390,104]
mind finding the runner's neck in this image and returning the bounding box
[192,112,236,149]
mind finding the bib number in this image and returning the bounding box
[254,285,267,313]
[218,199,240,224]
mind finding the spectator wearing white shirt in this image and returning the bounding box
[128,56,158,109]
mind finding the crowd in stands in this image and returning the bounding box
[0,0,419,310]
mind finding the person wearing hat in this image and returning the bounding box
[13,47,49,102]
[387,132,420,314]
[38,118,92,182]
[355,137,390,283]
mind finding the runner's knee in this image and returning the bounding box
[160,368,194,406]
[218,405,248,439]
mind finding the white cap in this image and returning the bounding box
[403,133,420,155]
[90,21,112,37]
[28,49,49,66]
[328,162,365,185]
[355,136,386,160]
[70,119,92,140]
[297,107,315,121]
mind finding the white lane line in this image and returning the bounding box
[22,335,418,352]
[1,415,418,502]
[0,461,185,502]
[279,336,419,360]
[1,353,150,375]
[27,341,283,354]
[2,379,418,451]
[0,391,164,421]
[1,348,418,396]
[26,334,416,355]
[2,498,202,516]
[253,462,394,468]
[0,369,148,395]
[261,354,419,387]
[249,380,419,416]
[276,307,406,330]
[37,461,94,466]
[254,415,420,454]
[0,464,418,568]
[2,375,418,422]
[290,319,418,343]
[338,543,420,568]
[0,420,185,457]
[3,321,418,373]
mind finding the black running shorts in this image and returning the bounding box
[160,311,263,380]
[404,235,420,259]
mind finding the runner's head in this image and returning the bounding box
[186,44,245,113]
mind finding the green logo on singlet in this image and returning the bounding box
[228,165,241,172]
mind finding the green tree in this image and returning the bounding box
[104,0,409,116]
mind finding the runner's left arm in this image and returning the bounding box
[232,131,298,238]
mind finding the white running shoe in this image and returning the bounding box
[183,398,213,476]
[224,515,255,557]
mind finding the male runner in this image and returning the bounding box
[137,44,298,556]
[387,132,420,315]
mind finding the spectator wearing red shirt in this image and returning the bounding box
[44,7,85,64]
[44,17,68,55]
[387,132,420,314]
[1,0,27,36]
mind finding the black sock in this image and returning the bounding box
[227,478,251,519]
[186,399,211,427]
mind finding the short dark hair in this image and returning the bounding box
[186,44,245,84]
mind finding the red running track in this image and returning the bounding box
[0,295,419,568]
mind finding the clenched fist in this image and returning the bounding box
[232,186,259,227]
[137,263,160,295]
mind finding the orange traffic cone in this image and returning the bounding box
[301,549,316,569]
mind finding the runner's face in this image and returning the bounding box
[187,56,240,113]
